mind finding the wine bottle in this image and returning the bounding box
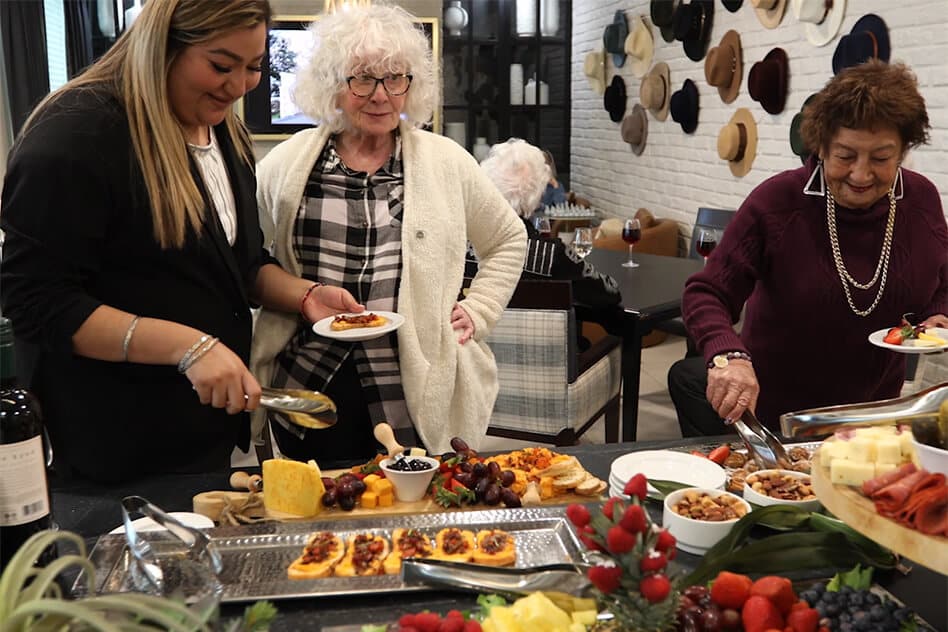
[0,315,54,571]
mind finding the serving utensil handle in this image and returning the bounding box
[373,422,405,457]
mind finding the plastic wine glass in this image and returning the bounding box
[572,227,593,260]
[696,228,718,265]
[621,218,641,268]
[533,215,552,239]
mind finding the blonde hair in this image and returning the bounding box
[292,3,437,132]
[19,0,271,249]
[480,139,550,217]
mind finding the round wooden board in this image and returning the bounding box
[811,454,948,574]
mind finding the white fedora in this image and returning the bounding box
[623,15,654,79]
[793,0,846,47]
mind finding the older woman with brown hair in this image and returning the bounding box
[669,60,948,436]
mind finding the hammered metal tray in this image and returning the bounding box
[77,506,588,603]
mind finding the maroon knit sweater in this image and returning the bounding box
[683,157,948,429]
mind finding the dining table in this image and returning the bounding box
[49,437,946,631]
[581,250,704,442]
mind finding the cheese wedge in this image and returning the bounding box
[472,529,516,567]
[432,528,475,563]
[262,458,325,517]
[383,528,434,575]
[287,531,345,579]
[334,533,390,577]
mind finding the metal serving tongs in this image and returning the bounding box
[258,386,337,430]
[401,558,593,599]
[731,409,791,470]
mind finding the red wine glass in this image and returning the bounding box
[621,218,641,268]
[696,228,718,265]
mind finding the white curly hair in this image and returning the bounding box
[479,138,551,217]
[292,3,437,132]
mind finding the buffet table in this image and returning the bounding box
[50,438,946,631]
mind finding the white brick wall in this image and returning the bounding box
[570,1,948,251]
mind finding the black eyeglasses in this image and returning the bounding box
[346,73,413,97]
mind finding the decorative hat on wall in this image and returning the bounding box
[623,15,654,78]
[750,0,786,29]
[670,78,700,134]
[640,62,671,121]
[584,50,607,95]
[603,11,630,68]
[748,47,789,114]
[651,0,681,43]
[722,0,743,12]
[793,0,846,47]
[717,108,758,177]
[789,93,817,163]
[674,0,715,62]
[832,14,890,74]
[621,104,649,155]
[704,30,742,104]
[604,75,628,123]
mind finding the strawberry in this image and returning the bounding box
[398,627,420,632]
[438,617,464,632]
[413,612,442,632]
[602,496,622,520]
[708,444,731,465]
[786,607,820,632]
[750,576,796,615]
[710,570,753,609]
[639,550,667,573]
[741,595,784,632]
[639,573,671,603]
[623,473,648,500]
[619,504,647,534]
[578,524,604,552]
[606,525,637,553]
[445,610,464,620]
[566,503,591,527]
[587,564,623,594]
[462,621,483,632]
[654,529,676,553]
[399,614,419,627]
[883,327,903,345]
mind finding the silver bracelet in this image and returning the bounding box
[179,336,219,374]
[122,316,141,362]
[177,335,210,373]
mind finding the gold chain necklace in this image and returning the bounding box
[826,185,897,317]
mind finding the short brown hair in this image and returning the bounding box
[800,60,930,157]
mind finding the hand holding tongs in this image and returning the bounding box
[731,409,791,470]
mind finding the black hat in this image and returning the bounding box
[602,10,630,68]
[789,93,817,163]
[674,0,715,62]
[604,75,627,123]
[670,78,700,134]
[651,0,681,43]
[832,14,890,75]
[722,0,742,12]
[748,47,789,115]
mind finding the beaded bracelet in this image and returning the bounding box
[179,337,219,374]
[177,335,210,373]
[122,315,141,362]
[299,282,323,317]
[707,350,753,369]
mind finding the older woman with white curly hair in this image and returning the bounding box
[472,139,620,313]
[250,3,527,462]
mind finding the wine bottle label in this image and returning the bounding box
[0,435,50,526]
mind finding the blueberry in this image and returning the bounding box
[865,593,881,605]
[838,611,852,623]
[826,603,841,617]
[869,605,886,621]
[840,585,854,594]
[893,607,912,622]
[816,605,828,618]
[849,592,864,607]
[822,591,839,603]
[839,623,854,632]
[801,589,820,605]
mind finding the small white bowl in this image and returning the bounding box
[912,437,948,477]
[379,456,439,502]
[662,488,750,555]
[742,469,821,512]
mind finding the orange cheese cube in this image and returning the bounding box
[372,478,394,496]
[360,491,378,509]
[378,491,394,507]
[363,474,382,489]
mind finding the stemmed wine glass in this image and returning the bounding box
[572,227,593,260]
[696,228,718,265]
[533,215,552,239]
[621,218,641,268]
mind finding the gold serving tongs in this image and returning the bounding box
[731,409,791,470]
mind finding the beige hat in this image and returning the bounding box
[639,62,670,121]
[751,0,786,29]
[793,0,846,47]
[621,104,649,156]
[717,108,757,177]
[704,30,742,104]
[623,15,654,79]
[583,50,607,95]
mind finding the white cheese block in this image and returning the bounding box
[844,436,877,463]
[874,462,898,477]
[409,447,428,457]
[830,459,877,487]
[899,431,915,458]
[875,437,903,464]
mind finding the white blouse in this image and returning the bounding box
[188,128,237,245]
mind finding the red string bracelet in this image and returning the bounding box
[299,282,323,317]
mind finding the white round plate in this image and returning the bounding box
[610,450,726,494]
[312,311,405,342]
[109,512,214,535]
[868,327,948,354]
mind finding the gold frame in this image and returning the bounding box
[240,14,441,142]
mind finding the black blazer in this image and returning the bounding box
[1,88,272,482]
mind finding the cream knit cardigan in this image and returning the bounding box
[249,124,527,454]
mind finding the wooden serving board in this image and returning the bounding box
[811,454,948,575]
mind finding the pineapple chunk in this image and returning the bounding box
[572,610,598,626]
[261,458,325,517]
[514,592,573,631]
[830,459,876,487]
[488,606,522,632]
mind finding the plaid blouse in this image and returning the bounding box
[270,134,411,438]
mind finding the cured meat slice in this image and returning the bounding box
[862,462,917,496]
[898,485,947,535]
[871,470,929,516]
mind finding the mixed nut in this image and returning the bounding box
[746,471,816,502]
[672,490,748,522]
